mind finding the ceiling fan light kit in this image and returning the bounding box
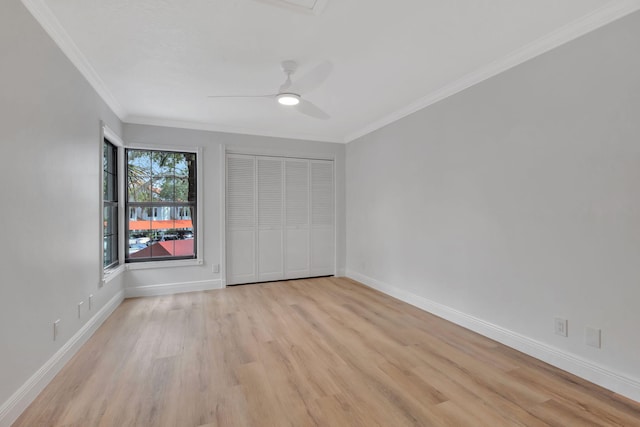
[277,93,301,106]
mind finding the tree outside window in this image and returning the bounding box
[126,149,197,261]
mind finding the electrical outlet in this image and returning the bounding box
[213,263,220,274]
[89,294,93,310]
[78,301,84,319]
[554,317,568,337]
[53,319,60,341]
[585,326,601,348]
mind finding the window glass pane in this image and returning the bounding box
[129,206,138,220]
[103,143,108,172]
[111,172,118,202]
[103,140,119,269]
[127,205,194,260]
[108,144,116,174]
[128,229,153,258]
[154,176,175,202]
[175,153,189,177]
[151,152,166,201]
[152,151,173,177]
[129,213,151,235]
[152,152,176,202]
[112,206,118,237]
[126,148,196,262]
[103,206,111,235]
[128,150,152,202]
[109,235,118,266]
[104,239,112,267]
[104,172,116,201]
[175,176,189,202]
[187,153,196,203]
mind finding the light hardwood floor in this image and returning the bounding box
[14,277,640,426]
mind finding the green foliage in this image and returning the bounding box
[127,150,195,203]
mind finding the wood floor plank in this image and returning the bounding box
[12,277,640,427]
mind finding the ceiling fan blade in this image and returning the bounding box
[296,99,330,120]
[289,61,333,94]
[207,94,277,99]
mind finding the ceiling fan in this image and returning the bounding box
[208,60,332,120]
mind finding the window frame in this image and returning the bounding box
[103,140,119,269]
[124,145,203,267]
[100,124,125,286]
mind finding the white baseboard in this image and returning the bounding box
[124,279,222,298]
[336,268,346,277]
[0,290,125,427]
[346,270,640,403]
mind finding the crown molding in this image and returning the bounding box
[344,0,640,143]
[21,0,640,145]
[253,0,329,16]
[20,0,126,119]
[124,115,344,144]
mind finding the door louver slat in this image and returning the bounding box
[286,160,309,226]
[258,158,283,227]
[311,161,334,226]
[227,156,255,228]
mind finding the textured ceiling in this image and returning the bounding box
[27,0,635,142]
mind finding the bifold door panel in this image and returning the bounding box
[226,155,257,284]
[226,154,334,285]
[257,157,284,282]
[310,160,335,276]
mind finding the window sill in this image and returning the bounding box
[102,264,125,286]
[126,258,204,271]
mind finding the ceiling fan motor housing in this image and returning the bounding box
[281,60,298,75]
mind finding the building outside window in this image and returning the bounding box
[103,139,119,269]
[126,149,197,261]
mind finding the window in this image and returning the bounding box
[126,149,197,262]
[103,139,119,269]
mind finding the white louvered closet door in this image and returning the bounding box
[285,159,310,279]
[227,153,334,285]
[226,154,257,285]
[310,160,335,276]
[257,157,284,281]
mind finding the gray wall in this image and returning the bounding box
[0,0,124,408]
[123,124,346,290]
[0,0,345,411]
[347,11,640,383]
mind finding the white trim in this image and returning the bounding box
[123,144,204,266]
[126,258,203,270]
[252,0,328,16]
[22,0,640,145]
[125,115,343,144]
[102,124,124,148]
[20,0,126,119]
[100,123,126,288]
[124,279,222,298]
[124,142,199,153]
[333,160,339,277]
[0,290,124,427]
[346,270,640,403]
[344,1,640,143]
[99,125,106,288]
[226,147,335,161]
[220,144,227,288]
[102,264,125,286]
[195,146,204,263]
